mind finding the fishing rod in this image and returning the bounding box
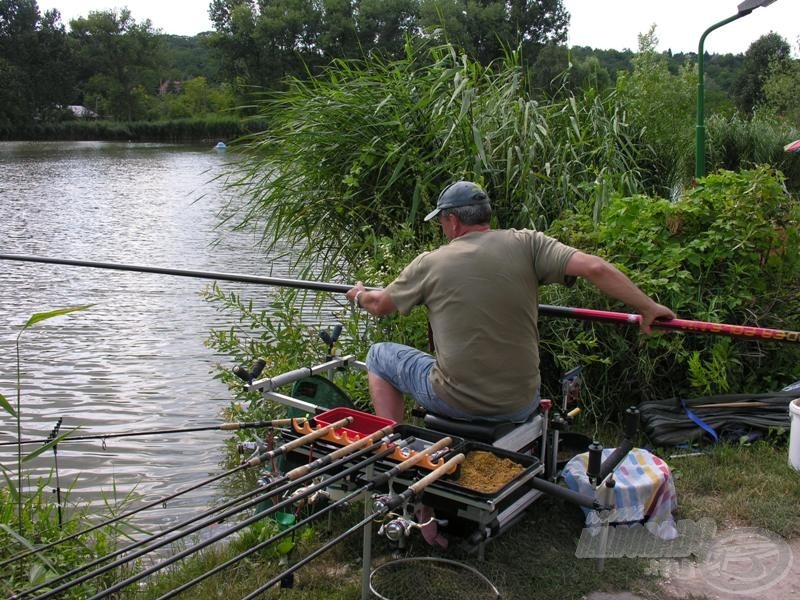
[35,429,404,600]
[2,253,798,343]
[13,430,397,597]
[544,305,800,344]
[0,419,293,447]
[0,253,360,293]
[155,435,454,600]
[19,423,393,600]
[1,416,329,572]
[241,452,466,600]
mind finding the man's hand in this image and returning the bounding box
[639,303,676,335]
[346,281,366,307]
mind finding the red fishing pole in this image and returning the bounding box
[539,304,800,344]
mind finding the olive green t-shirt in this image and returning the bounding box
[384,229,577,416]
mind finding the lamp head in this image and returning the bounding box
[737,0,777,15]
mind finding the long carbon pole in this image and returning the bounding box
[543,305,800,344]
[2,253,798,343]
[0,253,357,293]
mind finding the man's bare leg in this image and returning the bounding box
[368,372,405,422]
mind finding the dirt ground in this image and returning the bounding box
[587,537,800,600]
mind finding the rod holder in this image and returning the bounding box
[587,441,603,484]
[623,406,640,438]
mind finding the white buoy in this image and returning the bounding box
[214,141,227,150]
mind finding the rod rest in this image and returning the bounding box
[528,476,601,510]
[595,438,634,484]
[423,412,533,443]
[595,406,640,483]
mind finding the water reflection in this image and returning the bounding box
[0,141,289,526]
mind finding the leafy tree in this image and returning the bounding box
[207,0,324,87]
[760,43,800,124]
[157,76,238,118]
[69,8,163,121]
[207,1,571,89]
[0,0,75,128]
[615,27,696,195]
[359,0,419,59]
[207,0,261,84]
[734,32,791,115]
[420,0,568,65]
[569,46,632,86]
[209,0,254,32]
[316,0,361,59]
[161,34,223,82]
[527,42,612,97]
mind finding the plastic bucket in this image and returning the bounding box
[789,398,800,470]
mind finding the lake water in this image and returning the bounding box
[0,141,310,528]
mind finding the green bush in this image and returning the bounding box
[544,167,800,416]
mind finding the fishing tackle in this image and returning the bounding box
[16,427,398,600]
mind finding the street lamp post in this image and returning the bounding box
[695,0,778,179]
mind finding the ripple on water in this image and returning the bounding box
[0,141,282,529]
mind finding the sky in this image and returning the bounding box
[37,0,800,56]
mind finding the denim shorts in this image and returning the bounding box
[366,342,538,422]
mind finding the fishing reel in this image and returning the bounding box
[256,472,283,489]
[238,440,268,456]
[371,493,398,514]
[286,479,330,509]
[377,512,449,543]
[378,516,416,542]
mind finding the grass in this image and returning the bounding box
[131,497,655,600]
[668,438,800,539]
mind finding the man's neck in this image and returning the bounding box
[450,223,491,240]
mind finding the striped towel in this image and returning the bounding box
[562,447,678,539]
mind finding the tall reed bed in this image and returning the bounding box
[228,43,645,279]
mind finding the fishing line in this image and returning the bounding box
[0,420,290,447]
